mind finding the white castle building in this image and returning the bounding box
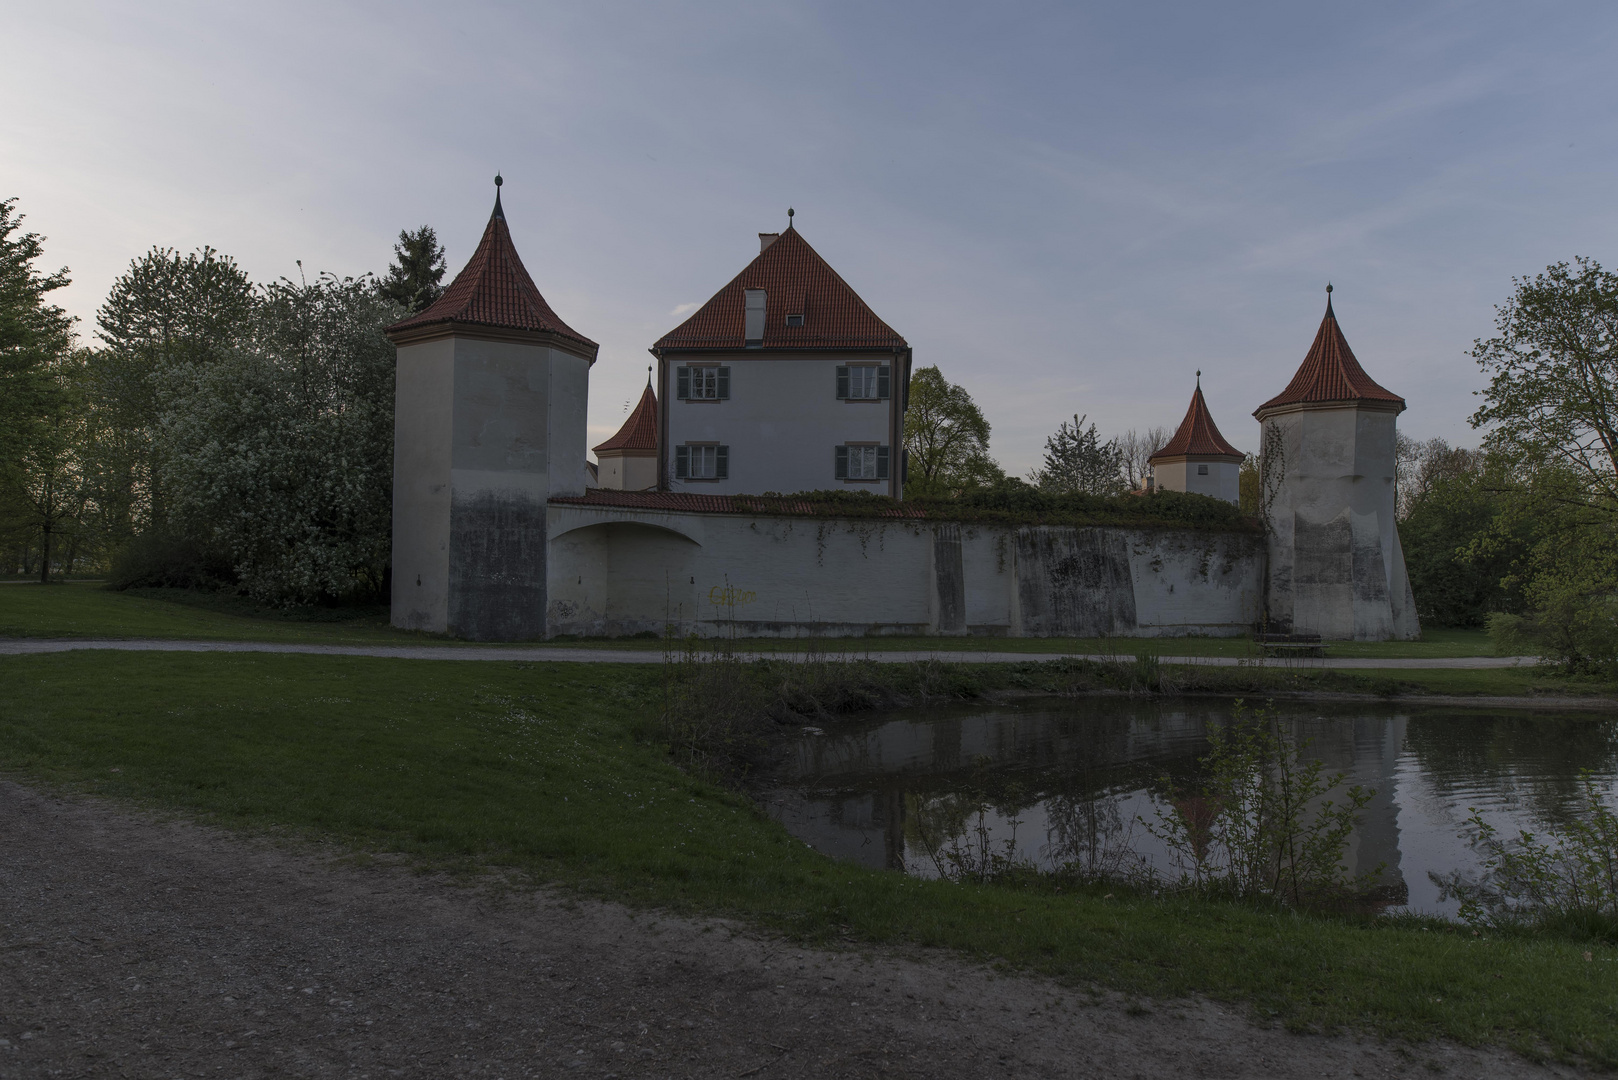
[384,183,1415,643]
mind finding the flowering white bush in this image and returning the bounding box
[161,274,400,604]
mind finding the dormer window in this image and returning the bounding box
[785,313,804,328]
[744,289,766,347]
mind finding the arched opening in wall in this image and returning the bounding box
[551,521,700,635]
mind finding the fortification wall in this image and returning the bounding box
[544,503,1262,639]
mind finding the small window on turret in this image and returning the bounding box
[1197,464,1209,475]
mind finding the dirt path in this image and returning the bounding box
[0,781,1583,1079]
[0,636,1540,670]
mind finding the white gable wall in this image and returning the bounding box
[662,353,899,495]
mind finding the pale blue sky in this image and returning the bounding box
[6,1,1615,471]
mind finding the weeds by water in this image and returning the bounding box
[655,639,1439,777]
[1432,772,1618,942]
[1145,700,1381,907]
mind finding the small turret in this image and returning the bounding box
[1148,372,1244,503]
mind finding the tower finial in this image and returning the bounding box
[492,173,505,220]
[1325,281,1334,317]
[1196,369,1202,386]
[787,207,795,228]
[647,364,653,387]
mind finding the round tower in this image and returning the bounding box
[384,180,599,641]
[1148,373,1245,504]
[1253,289,1418,641]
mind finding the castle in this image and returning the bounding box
[384,182,1417,643]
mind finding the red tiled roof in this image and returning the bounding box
[1255,297,1403,416]
[1149,382,1244,462]
[550,489,928,518]
[593,382,658,454]
[653,227,907,351]
[386,193,597,355]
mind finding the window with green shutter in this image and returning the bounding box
[834,445,849,479]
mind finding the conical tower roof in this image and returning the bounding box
[1149,378,1244,463]
[386,183,598,359]
[1255,292,1402,417]
[593,379,657,454]
[653,226,906,351]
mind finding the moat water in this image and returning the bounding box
[756,698,1618,916]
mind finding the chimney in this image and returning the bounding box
[758,232,780,253]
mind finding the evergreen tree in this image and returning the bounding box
[378,226,447,314]
[1032,414,1125,496]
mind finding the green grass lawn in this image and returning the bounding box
[0,582,433,646]
[0,582,1500,660]
[0,650,1612,1063]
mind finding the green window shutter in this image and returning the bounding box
[716,445,729,479]
[676,367,690,400]
[877,365,890,399]
[876,445,890,480]
[835,366,849,399]
[717,367,730,400]
[675,445,689,478]
[834,445,848,480]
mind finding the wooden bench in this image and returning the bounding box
[1254,633,1328,658]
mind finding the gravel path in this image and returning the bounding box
[0,780,1582,1079]
[0,637,1539,669]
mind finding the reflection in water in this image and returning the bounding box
[756,699,1618,917]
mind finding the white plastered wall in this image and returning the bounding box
[1152,459,1242,504]
[545,506,1264,639]
[391,338,455,632]
[548,351,591,498]
[1260,405,1418,641]
[664,354,895,495]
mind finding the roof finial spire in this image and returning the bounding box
[492,173,505,221]
[1325,281,1334,317]
[787,207,795,229]
[646,364,653,387]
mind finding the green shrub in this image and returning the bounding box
[107,531,237,591]
[1433,772,1618,942]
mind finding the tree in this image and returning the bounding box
[1396,434,1483,519]
[377,226,447,314]
[1238,453,1259,516]
[1116,427,1169,491]
[161,272,401,604]
[0,197,78,580]
[902,365,1002,497]
[94,246,257,535]
[1031,414,1125,496]
[1471,258,1618,518]
[1397,451,1528,626]
[1469,259,1618,669]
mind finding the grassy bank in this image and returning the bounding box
[0,650,1613,1063]
[0,581,428,646]
[0,582,1500,660]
